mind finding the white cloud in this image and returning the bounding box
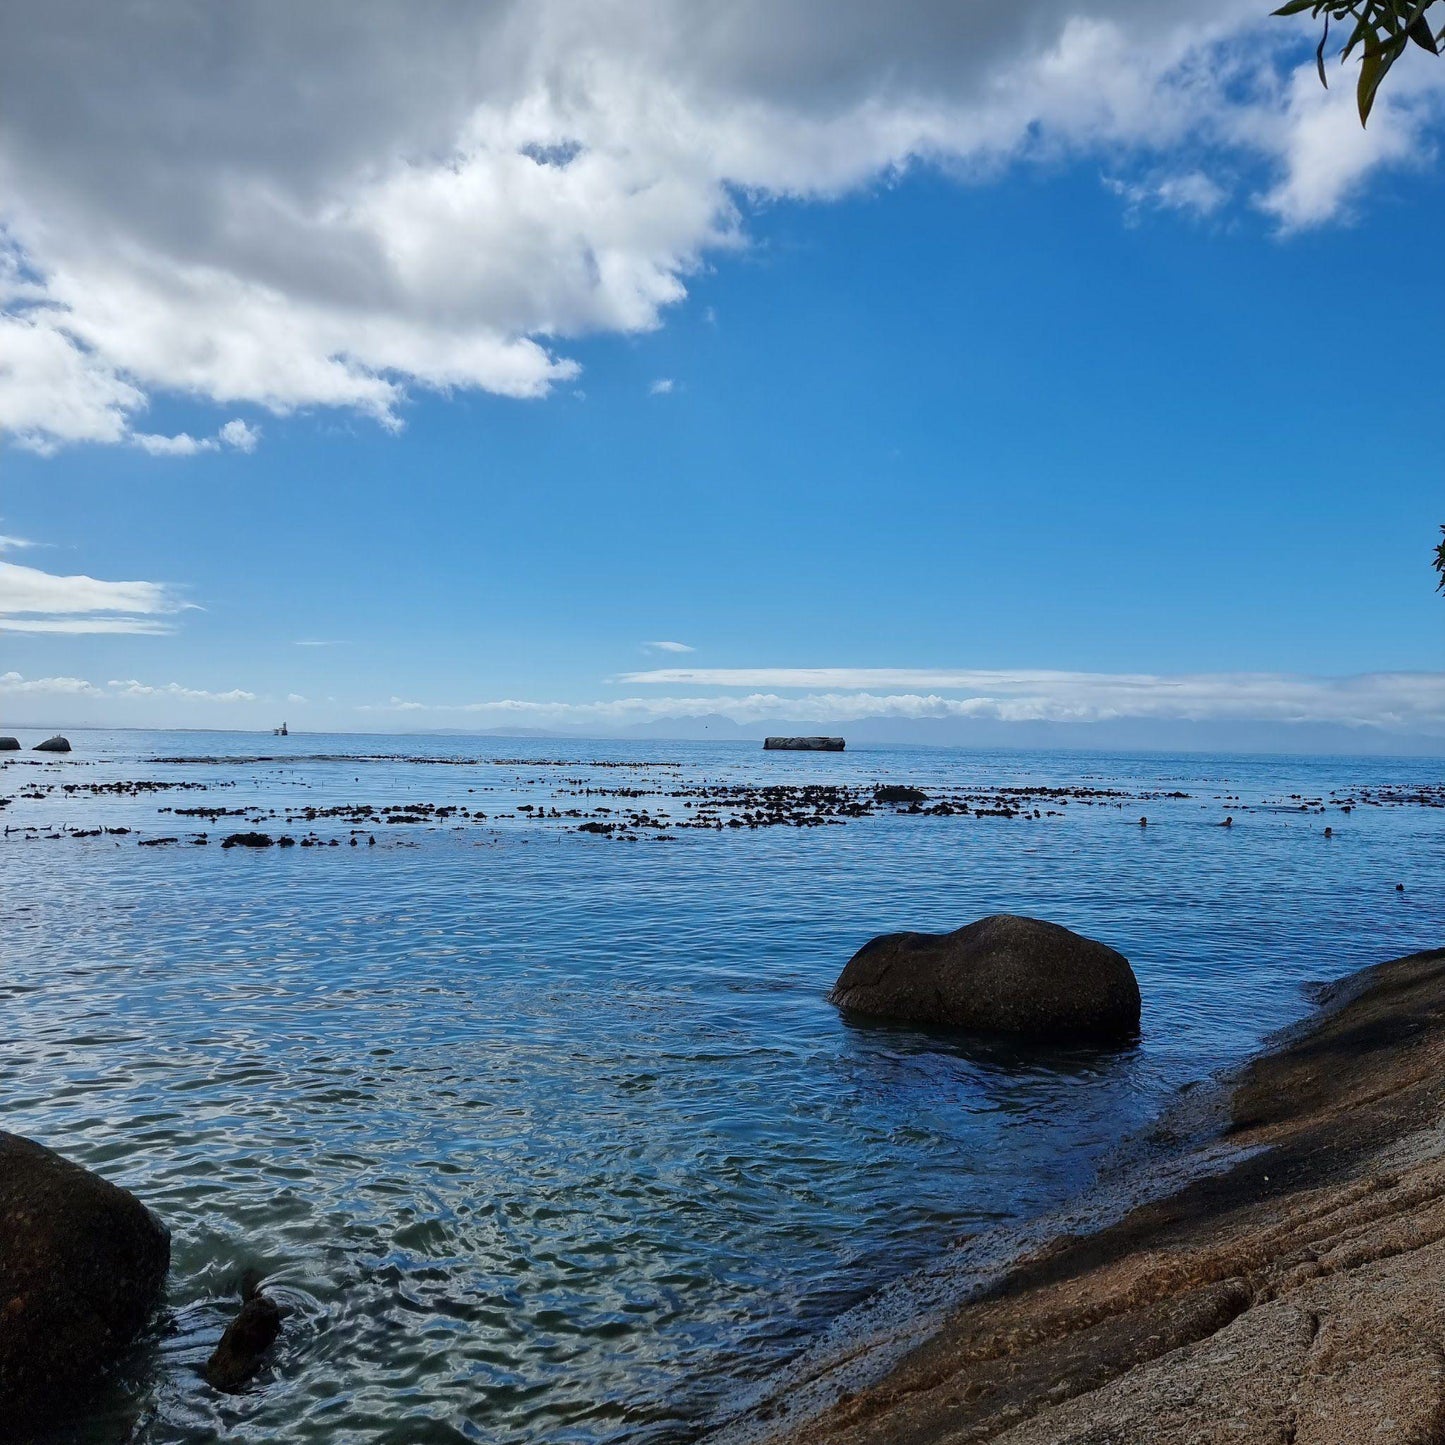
[0,556,183,634]
[649,378,675,395]
[131,417,261,457]
[106,678,257,703]
[370,668,1445,732]
[0,530,36,551]
[0,671,253,703]
[644,640,695,653]
[0,670,102,697]
[2,2,1440,453]
[293,638,347,647]
[218,418,260,452]
[1105,168,1228,219]
[0,616,176,635]
[1249,50,1439,229]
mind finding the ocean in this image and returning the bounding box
[2,731,1441,1443]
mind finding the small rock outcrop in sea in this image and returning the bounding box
[763,736,845,751]
[205,1278,282,1392]
[32,735,71,753]
[874,785,928,804]
[221,831,274,848]
[830,913,1141,1043]
[0,736,19,750]
[0,1131,170,1426]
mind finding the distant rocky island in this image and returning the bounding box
[763,736,845,751]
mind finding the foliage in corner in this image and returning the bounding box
[1273,0,1443,122]
[1434,525,1445,593]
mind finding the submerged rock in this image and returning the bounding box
[831,913,1140,1044]
[874,785,928,804]
[763,736,845,751]
[205,1283,281,1392]
[0,1131,170,1426]
[0,736,19,750]
[32,735,71,753]
[221,831,274,849]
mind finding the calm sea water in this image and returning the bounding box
[2,731,1442,1443]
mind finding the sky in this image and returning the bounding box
[2,0,1444,749]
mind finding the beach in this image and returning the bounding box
[744,945,1445,1443]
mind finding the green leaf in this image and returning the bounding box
[1408,14,1440,51]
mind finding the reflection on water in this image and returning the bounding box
[1,732,1441,1442]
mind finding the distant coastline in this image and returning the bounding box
[3,722,1445,761]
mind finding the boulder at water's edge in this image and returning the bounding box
[0,737,18,750]
[33,735,71,753]
[0,1131,170,1425]
[831,913,1140,1044]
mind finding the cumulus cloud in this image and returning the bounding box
[0,670,102,697]
[649,378,676,395]
[0,557,184,634]
[367,668,1445,732]
[106,679,257,702]
[2,1,1441,453]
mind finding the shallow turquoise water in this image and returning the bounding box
[1,732,1441,1442]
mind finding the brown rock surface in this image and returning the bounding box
[0,1131,170,1425]
[750,947,1445,1445]
[830,915,1140,1044]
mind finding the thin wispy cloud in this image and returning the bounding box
[293,639,348,647]
[2,4,1440,453]
[0,556,184,635]
[130,419,260,458]
[648,378,676,396]
[365,669,1445,733]
[0,617,176,635]
[643,640,694,654]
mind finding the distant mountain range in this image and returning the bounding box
[415,714,1445,757]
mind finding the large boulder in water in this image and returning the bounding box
[0,1131,170,1425]
[0,737,18,751]
[830,914,1140,1044]
[33,735,71,753]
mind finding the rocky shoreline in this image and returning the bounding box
[732,944,1445,1444]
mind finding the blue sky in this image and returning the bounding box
[2,3,1443,745]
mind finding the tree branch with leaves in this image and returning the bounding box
[1273,0,1443,122]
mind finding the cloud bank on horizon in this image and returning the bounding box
[2,0,1442,454]
[9,667,1439,739]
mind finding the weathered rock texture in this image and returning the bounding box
[0,1131,170,1425]
[0,736,19,750]
[32,735,71,753]
[831,914,1140,1044]
[763,737,846,751]
[758,946,1445,1445]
